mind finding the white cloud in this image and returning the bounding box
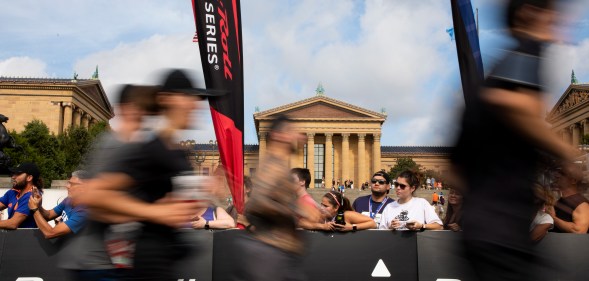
[544,39,589,107]
[242,0,460,145]
[73,34,217,142]
[0,57,48,77]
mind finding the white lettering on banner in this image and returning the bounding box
[436,279,461,281]
[15,278,43,281]
[204,1,219,67]
[371,259,391,277]
[177,279,196,281]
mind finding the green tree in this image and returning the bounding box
[17,120,66,184]
[4,120,110,187]
[388,157,422,180]
[59,125,92,174]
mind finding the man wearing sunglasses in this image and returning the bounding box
[352,172,395,228]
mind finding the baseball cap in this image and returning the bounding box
[160,69,226,97]
[9,162,40,180]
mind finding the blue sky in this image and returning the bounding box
[0,0,588,146]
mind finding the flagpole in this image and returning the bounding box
[476,8,479,36]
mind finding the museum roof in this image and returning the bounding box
[381,146,453,154]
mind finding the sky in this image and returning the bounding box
[1,0,588,146]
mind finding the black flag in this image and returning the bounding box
[192,0,244,216]
[451,0,484,106]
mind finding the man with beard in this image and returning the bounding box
[352,171,395,229]
[0,162,41,229]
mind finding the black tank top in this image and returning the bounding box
[554,193,589,233]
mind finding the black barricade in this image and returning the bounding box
[212,230,418,281]
[1,229,588,281]
[0,229,68,281]
[417,231,589,281]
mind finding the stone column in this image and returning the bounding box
[63,103,73,131]
[57,102,64,134]
[81,113,90,128]
[259,132,267,160]
[325,133,333,189]
[307,133,315,188]
[571,123,581,147]
[341,133,350,184]
[563,128,571,144]
[372,133,381,173]
[357,134,366,185]
[583,120,589,140]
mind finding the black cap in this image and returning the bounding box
[9,162,40,180]
[161,69,226,97]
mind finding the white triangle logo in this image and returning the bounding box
[371,259,391,277]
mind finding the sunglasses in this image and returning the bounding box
[371,179,386,185]
[394,182,409,190]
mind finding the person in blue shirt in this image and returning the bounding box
[0,162,41,229]
[28,170,89,238]
[352,171,395,228]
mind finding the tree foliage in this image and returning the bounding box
[388,157,421,180]
[4,120,109,187]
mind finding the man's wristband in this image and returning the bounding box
[420,224,426,232]
[29,208,38,214]
[205,220,210,230]
[352,224,357,231]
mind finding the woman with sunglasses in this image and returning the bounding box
[303,191,376,231]
[379,170,443,231]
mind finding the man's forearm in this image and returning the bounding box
[33,211,55,238]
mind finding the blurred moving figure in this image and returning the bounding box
[546,167,589,233]
[443,188,463,232]
[232,115,312,281]
[63,84,161,280]
[450,1,579,280]
[530,183,555,242]
[28,170,90,239]
[76,70,220,281]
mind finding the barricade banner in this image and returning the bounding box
[212,230,418,281]
[0,229,67,281]
[417,231,589,281]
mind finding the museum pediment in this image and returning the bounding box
[547,84,589,122]
[255,95,386,120]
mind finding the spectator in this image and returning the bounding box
[227,176,253,228]
[352,171,395,228]
[0,162,42,229]
[431,191,439,206]
[546,167,589,233]
[304,191,376,231]
[426,177,432,189]
[293,168,322,230]
[530,184,554,242]
[28,170,90,238]
[191,204,235,230]
[443,188,463,232]
[379,170,443,231]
